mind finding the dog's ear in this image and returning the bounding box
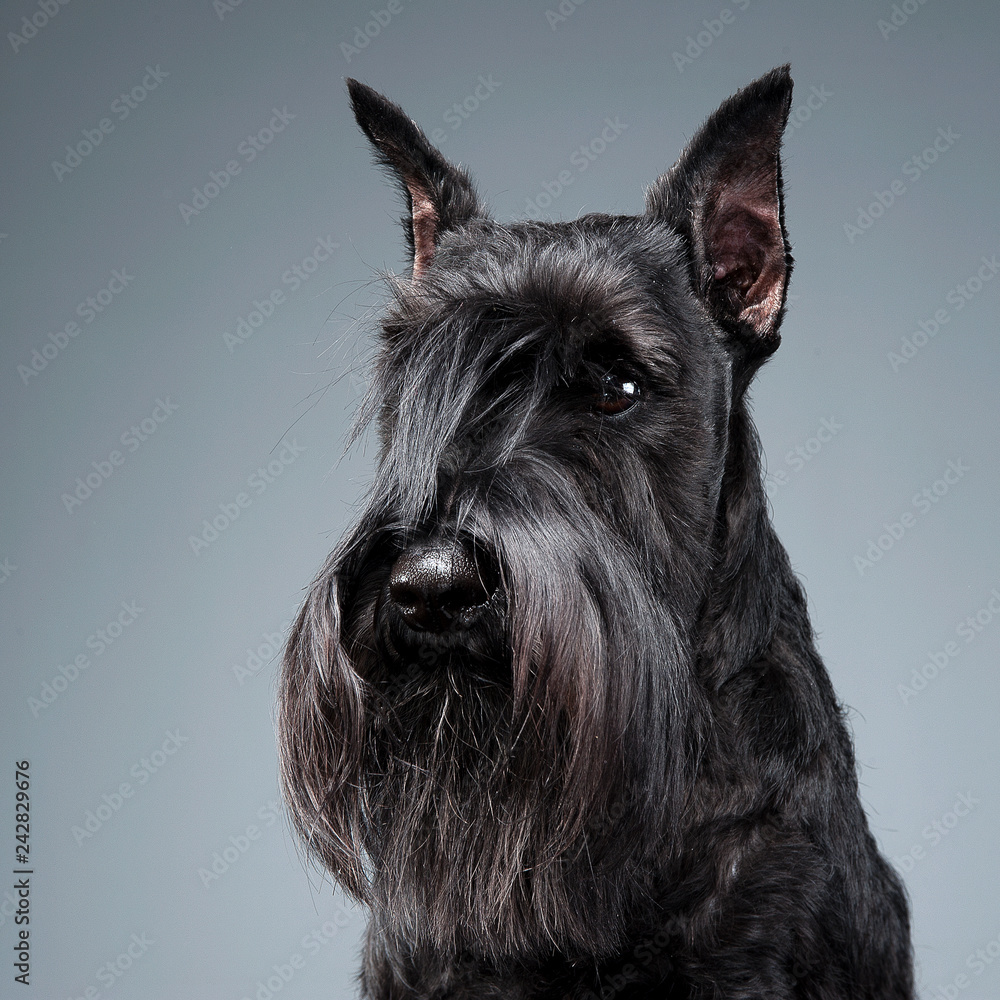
[647,66,793,351]
[347,79,484,279]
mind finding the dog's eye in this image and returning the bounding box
[593,373,640,415]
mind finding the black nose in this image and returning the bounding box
[388,541,497,633]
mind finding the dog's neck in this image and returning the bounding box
[695,395,807,691]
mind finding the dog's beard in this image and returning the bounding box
[343,557,699,960]
[282,478,707,962]
[357,656,657,960]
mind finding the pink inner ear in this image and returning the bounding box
[407,181,438,280]
[707,191,785,338]
[738,256,786,336]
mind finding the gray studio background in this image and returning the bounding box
[2,1,998,997]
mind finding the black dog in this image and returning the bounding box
[279,67,914,999]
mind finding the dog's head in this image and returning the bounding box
[280,68,793,961]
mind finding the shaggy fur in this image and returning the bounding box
[279,67,914,999]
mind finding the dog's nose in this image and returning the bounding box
[388,542,497,633]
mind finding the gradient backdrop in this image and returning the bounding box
[2,1,998,997]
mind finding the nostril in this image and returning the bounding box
[388,582,423,611]
[441,580,486,615]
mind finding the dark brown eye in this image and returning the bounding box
[593,373,640,415]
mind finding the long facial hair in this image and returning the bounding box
[278,293,714,960]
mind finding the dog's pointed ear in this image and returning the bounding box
[347,79,484,279]
[646,66,793,350]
